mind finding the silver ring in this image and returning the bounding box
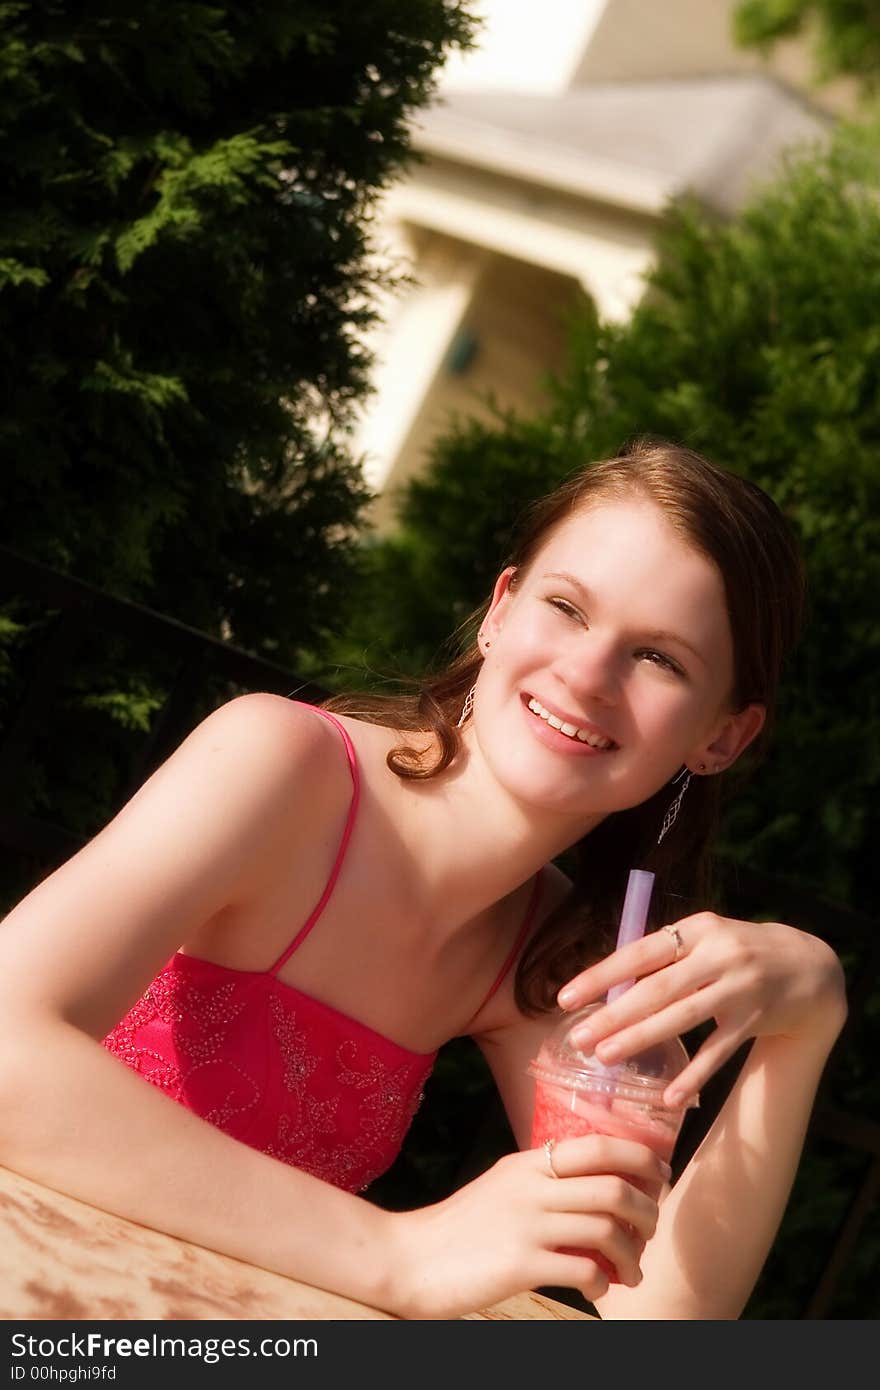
[663,924,685,961]
[543,1138,560,1179]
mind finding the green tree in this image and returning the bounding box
[735,0,880,92]
[0,0,475,653]
[0,0,475,847]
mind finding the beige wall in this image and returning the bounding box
[571,0,858,117]
[372,250,585,528]
[384,157,658,319]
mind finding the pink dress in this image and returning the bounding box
[102,705,543,1193]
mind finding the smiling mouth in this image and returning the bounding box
[525,696,617,750]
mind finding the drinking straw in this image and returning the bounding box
[606,869,655,1004]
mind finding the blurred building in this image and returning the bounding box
[358,0,852,525]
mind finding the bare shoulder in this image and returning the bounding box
[0,696,352,1035]
[118,693,352,886]
[124,694,342,820]
[177,693,338,773]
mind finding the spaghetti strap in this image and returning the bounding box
[268,703,360,976]
[476,869,545,1013]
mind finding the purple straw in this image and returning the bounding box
[606,869,655,1004]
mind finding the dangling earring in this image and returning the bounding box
[657,766,692,845]
[457,684,477,728]
[458,630,492,729]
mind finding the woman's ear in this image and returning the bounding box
[693,702,766,774]
[481,566,518,645]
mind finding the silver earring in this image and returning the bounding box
[457,684,477,728]
[657,767,692,845]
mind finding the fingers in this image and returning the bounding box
[557,913,723,1010]
[661,1026,749,1108]
[584,985,724,1066]
[546,1173,660,1243]
[543,1251,612,1302]
[545,1212,647,1287]
[491,1143,666,1304]
[557,929,682,1010]
[547,1134,671,1189]
[568,961,712,1051]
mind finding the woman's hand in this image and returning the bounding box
[384,1136,668,1319]
[556,914,847,1108]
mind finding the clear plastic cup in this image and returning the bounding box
[528,1003,696,1282]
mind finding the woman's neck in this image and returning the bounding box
[386,728,600,933]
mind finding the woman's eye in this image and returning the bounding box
[638,649,681,675]
[547,597,582,620]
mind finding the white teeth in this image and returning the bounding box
[526,697,613,749]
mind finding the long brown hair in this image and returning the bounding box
[325,439,805,1013]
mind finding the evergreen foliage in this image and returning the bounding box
[735,0,880,92]
[0,0,474,843]
[0,0,475,652]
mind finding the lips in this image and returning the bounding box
[523,694,618,751]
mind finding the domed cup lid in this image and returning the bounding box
[528,1004,697,1106]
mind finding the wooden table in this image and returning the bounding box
[0,1166,592,1321]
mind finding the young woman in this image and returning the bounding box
[0,440,846,1319]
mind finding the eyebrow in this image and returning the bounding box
[541,571,709,668]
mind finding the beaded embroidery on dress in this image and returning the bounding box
[103,953,435,1192]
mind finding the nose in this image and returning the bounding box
[554,632,620,708]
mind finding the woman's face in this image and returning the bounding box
[473,497,764,823]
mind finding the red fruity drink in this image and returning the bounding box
[528,1005,692,1283]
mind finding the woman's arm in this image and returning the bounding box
[597,1014,844,1318]
[0,695,400,1311]
[553,911,848,1317]
[0,1011,399,1309]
